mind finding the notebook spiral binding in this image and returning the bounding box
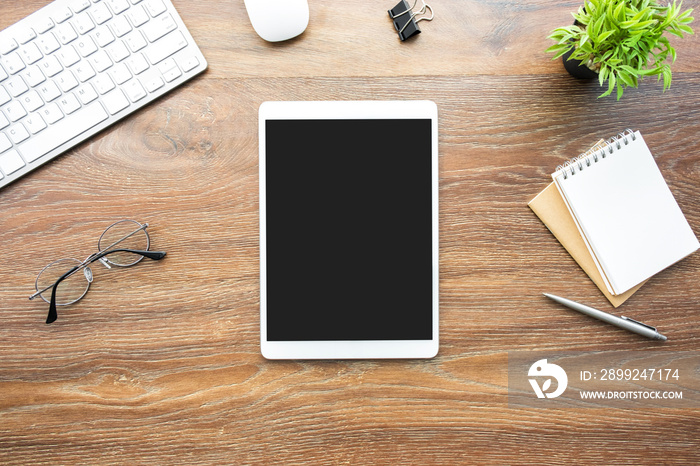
[556,129,637,179]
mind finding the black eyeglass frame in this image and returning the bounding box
[29,221,166,324]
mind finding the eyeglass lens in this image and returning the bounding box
[35,258,91,305]
[98,219,150,267]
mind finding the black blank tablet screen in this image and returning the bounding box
[265,119,433,341]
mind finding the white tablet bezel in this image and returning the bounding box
[259,100,439,359]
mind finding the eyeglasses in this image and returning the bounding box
[29,219,167,324]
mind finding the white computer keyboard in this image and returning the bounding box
[0,0,207,189]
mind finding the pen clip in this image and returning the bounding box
[620,316,657,332]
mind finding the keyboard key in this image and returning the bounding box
[124,79,146,102]
[56,70,79,92]
[102,89,129,114]
[73,12,96,35]
[142,13,176,42]
[76,83,98,104]
[38,32,61,55]
[179,55,200,73]
[37,80,62,102]
[158,57,175,71]
[93,74,115,94]
[20,90,44,112]
[93,26,116,47]
[75,35,98,57]
[19,101,108,162]
[58,93,81,114]
[0,112,8,130]
[0,87,11,106]
[5,76,29,98]
[107,0,131,15]
[24,113,47,134]
[8,123,30,144]
[55,23,78,44]
[4,100,27,121]
[144,0,167,17]
[74,61,96,82]
[56,45,81,67]
[145,30,186,65]
[38,55,63,77]
[17,28,37,45]
[19,43,43,65]
[23,65,47,87]
[91,4,113,25]
[159,58,180,82]
[124,31,148,53]
[109,63,132,85]
[52,7,73,24]
[125,53,149,75]
[0,38,19,55]
[35,18,56,35]
[2,52,26,75]
[0,133,11,152]
[39,102,64,124]
[110,16,132,38]
[106,40,130,62]
[127,5,150,28]
[0,65,7,82]
[144,76,163,92]
[71,0,92,14]
[0,149,25,175]
[90,50,113,73]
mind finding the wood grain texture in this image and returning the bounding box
[1,0,699,464]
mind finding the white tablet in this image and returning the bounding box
[259,101,439,359]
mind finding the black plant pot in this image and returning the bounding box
[561,15,599,80]
[562,48,599,79]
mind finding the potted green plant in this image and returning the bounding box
[546,0,694,99]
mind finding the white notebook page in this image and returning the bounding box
[552,131,699,295]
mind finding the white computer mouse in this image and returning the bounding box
[243,0,310,42]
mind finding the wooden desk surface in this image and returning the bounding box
[2,0,699,463]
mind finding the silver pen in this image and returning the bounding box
[543,293,667,341]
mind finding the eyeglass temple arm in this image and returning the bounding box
[102,249,167,261]
[44,249,166,324]
[46,265,79,324]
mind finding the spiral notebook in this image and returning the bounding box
[529,181,644,307]
[550,130,699,297]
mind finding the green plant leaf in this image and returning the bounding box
[547,45,574,60]
[630,8,652,23]
[618,69,635,87]
[578,32,590,48]
[598,29,616,42]
[624,32,644,46]
[613,2,625,22]
[599,63,609,86]
[662,66,673,90]
[631,19,657,29]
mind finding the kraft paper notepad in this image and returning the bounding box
[541,130,699,299]
[529,182,643,307]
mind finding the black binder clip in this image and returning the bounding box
[388,0,434,41]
